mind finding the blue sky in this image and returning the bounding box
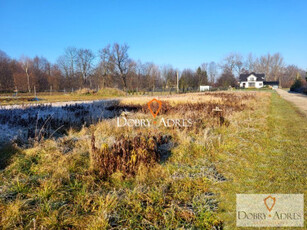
[0,0,306,70]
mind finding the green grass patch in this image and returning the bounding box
[213,91,307,229]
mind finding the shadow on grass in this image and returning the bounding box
[0,143,20,170]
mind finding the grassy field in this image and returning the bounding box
[212,92,307,229]
[0,91,306,229]
[0,88,182,106]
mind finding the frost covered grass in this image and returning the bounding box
[0,88,126,106]
[0,91,306,229]
[0,99,121,144]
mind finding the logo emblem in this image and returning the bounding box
[236,194,304,227]
[147,98,162,118]
[264,195,276,212]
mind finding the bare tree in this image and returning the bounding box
[57,48,76,77]
[254,53,285,81]
[280,65,302,88]
[201,63,208,73]
[76,49,95,87]
[57,56,69,78]
[222,53,244,77]
[32,56,50,91]
[196,65,208,86]
[100,43,131,89]
[145,63,160,91]
[270,53,285,81]
[20,56,32,93]
[179,69,196,91]
[95,61,112,88]
[216,69,237,88]
[49,64,63,91]
[66,47,78,78]
[161,65,177,89]
[254,54,270,77]
[57,47,80,89]
[0,50,14,91]
[246,53,255,72]
[133,61,154,90]
[208,61,217,84]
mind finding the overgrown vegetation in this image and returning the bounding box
[90,133,171,179]
[0,91,306,229]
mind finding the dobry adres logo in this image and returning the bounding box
[117,98,193,128]
[264,195,275,214]
[236,194,304,227]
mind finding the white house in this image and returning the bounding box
[239,72,265,88]
[200,85,211,91]
[239,72,280,89]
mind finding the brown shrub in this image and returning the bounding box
[90,133,171,179]
[140,93,254,117]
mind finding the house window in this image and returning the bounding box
[259,83,263,86]
[249,82,255,87]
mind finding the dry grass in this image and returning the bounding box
[90,132,170,179]
[0,91,306,229]
[119,91,256,105]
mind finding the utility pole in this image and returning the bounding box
[176,71,179,93]
[14,86,18,97]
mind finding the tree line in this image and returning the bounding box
[0,44,305,92]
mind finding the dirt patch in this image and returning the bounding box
[276,89,307,116]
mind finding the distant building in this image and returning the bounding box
[263,81,279,89]
[200,85,211,91]
[239,72,279,89]
[239,72,265,88]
